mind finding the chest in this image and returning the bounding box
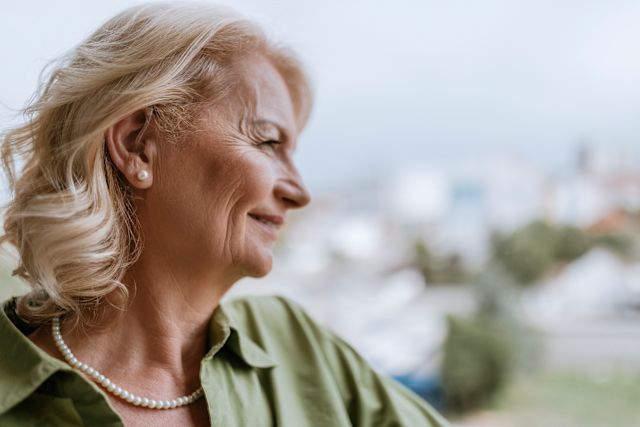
[113,399,210,427]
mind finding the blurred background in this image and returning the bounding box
[2,1,640,426]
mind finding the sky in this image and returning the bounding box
[2,0,640,192]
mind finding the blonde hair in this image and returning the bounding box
[0,3,313,326]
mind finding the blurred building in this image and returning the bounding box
[230,141,640,377]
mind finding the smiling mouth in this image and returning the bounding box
[248,213,282,239]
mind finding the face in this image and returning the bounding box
[143,54,310,281]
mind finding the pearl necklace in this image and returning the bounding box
[51,317,204,410]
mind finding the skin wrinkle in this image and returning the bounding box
[203,100,274,278]
[27,53,310,427]
[225,180,249,276]
[194,130,249,275]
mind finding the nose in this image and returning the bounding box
[275,166,311,209]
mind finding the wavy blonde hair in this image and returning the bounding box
[0,3,312,326]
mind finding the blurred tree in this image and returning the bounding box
[590,233,635,259]
[441,314,513,413]
[491,221,556,285]
[491,221,595,286]
[439,263,541,415]
[554,225,590,262]
[0,257,26,301]
[411,239,470,285]
[413,239,436,283]
[439,253,470,284]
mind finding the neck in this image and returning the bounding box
[53,251,237,396]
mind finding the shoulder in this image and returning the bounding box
[222,295,451,426]
[222,294,329,347]
[223,294,314,327]
[222,294,384,385]
[222,295,355,366]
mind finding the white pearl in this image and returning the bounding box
[136,170,150,181]
[51,316,203,411]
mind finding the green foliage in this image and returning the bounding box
[554,226,590,261]
[491,221,590,285]
[411,239,470,284]
[493,373,640,427]
[0,258,26,302]
[491,222,555,284]
[590,233,635,258]
[441,314,513,413]
[413,239,436,282]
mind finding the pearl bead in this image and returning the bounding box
[51,316,203,410]
[136,170,150,181]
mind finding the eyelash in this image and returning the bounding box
[261,140,282,148]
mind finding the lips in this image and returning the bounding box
[248,212,283,240]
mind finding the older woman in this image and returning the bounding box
[0,4,449,427]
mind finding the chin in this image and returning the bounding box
[244,251,274,278]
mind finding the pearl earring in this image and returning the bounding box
[136,170,150,181]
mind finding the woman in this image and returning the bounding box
[0,4,449,426]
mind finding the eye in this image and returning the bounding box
[260,140,282,149]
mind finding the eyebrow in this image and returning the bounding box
[253,119,298,151]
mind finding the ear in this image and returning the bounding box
[105,109,156,189]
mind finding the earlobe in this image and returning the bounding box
[104,110,154,189]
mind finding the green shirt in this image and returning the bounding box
[0,295,450,426]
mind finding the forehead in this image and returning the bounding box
[234,54,297,135]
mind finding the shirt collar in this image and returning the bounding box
[0,296,276,414]
[206,302,277,369]
[0,297,71,414]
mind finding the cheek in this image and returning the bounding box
[213,149,276,205]
[146,144,276,253]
